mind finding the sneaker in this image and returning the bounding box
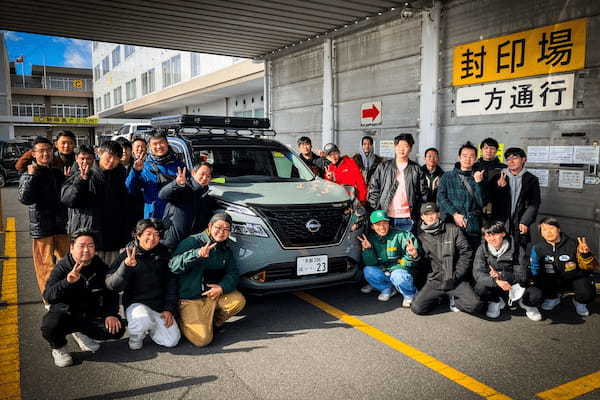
[71,332,100,353]
[402,296,414,308]
[542,297,561,311]
[128,334,144,350]
[449,296,460,313]
[377,288,397,302]
[572,298,590,317]
[486,298,506,319]
[51,346,73,367]
[44,304,50,311]
[519,299,542,321]
[360,284,374,294]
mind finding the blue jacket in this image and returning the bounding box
[125,153,185,219]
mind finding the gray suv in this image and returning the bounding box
[153,115,363,294]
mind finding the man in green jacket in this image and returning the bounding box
[358,210,420,306]
[169,212,246,347]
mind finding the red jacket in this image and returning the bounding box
[325,156,368,201]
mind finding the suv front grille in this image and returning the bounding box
[258,257,353,281]
[253,203,351,248]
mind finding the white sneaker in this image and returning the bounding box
[572,298,590,317]
[542,297,561,311]
[128,334,145,350]
[449,296,460,313]
[486,298,506,319]
[51,346,73,367]
[44,304,50,311]
[71,332,100,353]
[402,296,414,308]
[377,288,397,302]
[519,299,542,321]
[361,284,374,294]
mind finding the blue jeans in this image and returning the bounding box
[363,266,417,298]
[389,217,414,233]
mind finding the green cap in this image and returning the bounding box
[370,209,390,224]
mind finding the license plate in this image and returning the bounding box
[297,255,328,276]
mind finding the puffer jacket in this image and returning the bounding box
[368,159,428,221]
[473,237,527,287]
[530,233,597,280]
[17,165,67,238]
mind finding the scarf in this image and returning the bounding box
[147,149,176,165]
[359,148,376,172]
[487,239,509,258]
[421,219,443,234]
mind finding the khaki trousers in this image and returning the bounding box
[179,290,246,347]
[32,234,70,296]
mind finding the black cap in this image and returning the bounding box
[209,212,232,225]
[504,147,526,158]
[420,202,439,215]
[323,143,340,155]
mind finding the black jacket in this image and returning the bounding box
[473,157,507,184]
[61,164,129,251]
[17,166,67,238]
[106,242,178,314]
[43,253,119,318]
[352,153,383,184]
[473,238,527,287]
[158,179,215,249]
[530,233,592,280]
[421,165,444,203]
[299,152,326,177]
[417,222,472,291]
[368,159,428,220]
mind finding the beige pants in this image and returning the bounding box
[179,290,246,347]
[32,234,70,296]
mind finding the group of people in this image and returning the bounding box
[17,130,243,367]
[303,133,597,321]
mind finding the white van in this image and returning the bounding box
[112,122,153,141]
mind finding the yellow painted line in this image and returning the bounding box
[536,370,600,400]
[0,218,20,400]
[295,291,512,400]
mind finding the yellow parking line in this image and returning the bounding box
[295,291,512,400]
[536,370,600,400]
[0,218,20,400]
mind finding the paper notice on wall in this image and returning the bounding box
[527,146,549,163]
[549,146,574,163]
[379,140,395,159]
[528,169,549,187]
[573,146,600,164]
[558,170,584,189]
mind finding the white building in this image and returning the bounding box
[91,42,265,134]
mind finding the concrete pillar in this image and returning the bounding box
[418,1,441,163]
[263,60,271,122]
[322,38,334,147]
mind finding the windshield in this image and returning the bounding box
[192,147,315,183]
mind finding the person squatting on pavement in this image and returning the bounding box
[411,202,484,315]
[530,217,598,317]
[106,219,180,350]
[41,229,125,367]
[169,212,246,347]
[472,221,542,321]
[17,137,70,299]
[368,133,428,233]
[323,143,368,203]
[358,209,420,306]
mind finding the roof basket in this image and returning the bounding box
[151,115,275,138]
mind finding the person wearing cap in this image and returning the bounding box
[297,136,325,177]
[169,212,246,347]
[323,143,368,202]
[473,221,542,320]
[489,147,540,262]
[358,210,420,305]
[411,202,484,315]
[368,133,428,233]
[352,136,383,185]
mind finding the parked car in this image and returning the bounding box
[152,115,364,295]
[0,140,31,187]
[112,122,153,141]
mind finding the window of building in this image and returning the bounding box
[94,65,100,81]
[112,46,121,68]
[124,45,136,58]
[102,56,110,75]
[126,79,137,101]
[95,97,102,112]
[50,104,89,118]
[103,92,111,110]
[12,103,45,117]
[114,86,122,105]
[191,53,201,77]
[141,68,155,95]
[162,54,181,88]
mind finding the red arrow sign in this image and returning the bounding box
[361,104,380,120]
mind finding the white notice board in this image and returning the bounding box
[558,170,584,189]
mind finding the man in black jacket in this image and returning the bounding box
[352,135,383,186]
[18,137,70,298]
[368,133,428,232]
[473,137,507,222]
[421,147,444,203]
[297,136,326,177]
[41,229,125,367]
[411,203,483,315]
[61,141,129,266]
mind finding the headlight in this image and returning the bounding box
[231,222,269,238]
[216,200,256,216]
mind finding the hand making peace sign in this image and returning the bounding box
[124,246,137,267]
[198,241,217,258]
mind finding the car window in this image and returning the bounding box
[135,125,153,132]
[117,126,130,136]
[169,142,186,164]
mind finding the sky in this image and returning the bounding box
[2,30,92,74]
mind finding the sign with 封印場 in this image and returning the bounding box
[453,18,586,86]
[33,116,98,125]
[456,73,574,116]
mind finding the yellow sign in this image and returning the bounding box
[72,79,83,89]
[33,116,98,125]
[453,18,587,86]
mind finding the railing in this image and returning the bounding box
[10,76,93,91]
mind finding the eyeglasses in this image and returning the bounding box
[212,226,231,234]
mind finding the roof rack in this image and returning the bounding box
[151,114,270,129]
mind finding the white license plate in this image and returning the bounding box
[297,255,328,276]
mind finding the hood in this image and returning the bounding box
[209,178,350,206]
